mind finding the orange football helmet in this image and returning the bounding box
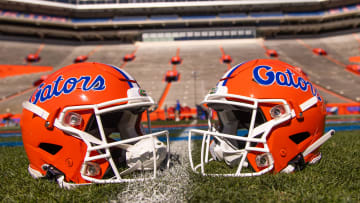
[188,59,334,177]
[21,62,170,188]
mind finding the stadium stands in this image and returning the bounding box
[266,37,360,103]
[1,34,360,115]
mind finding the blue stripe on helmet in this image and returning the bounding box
[108,64,134,88]
[222,62,246,86]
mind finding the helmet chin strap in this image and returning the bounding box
[209,137,248,168]
[126,137,168,170]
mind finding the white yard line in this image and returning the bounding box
[116,120,197,202]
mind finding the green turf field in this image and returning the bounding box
[0,121,359,202]
[187,130,360,202]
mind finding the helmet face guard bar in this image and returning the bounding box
[23,95,170,187]
[188,129,274,177]
[188,91,319,177]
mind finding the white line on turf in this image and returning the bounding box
[115,120,197,202]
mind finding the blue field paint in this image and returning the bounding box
[158,135,204,142]
[0,132,21,137]
[0,141,22,147]
[326,120,360,125]
[325,125,360,132]
[145,125,208,133]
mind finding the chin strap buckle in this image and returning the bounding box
[42,164,64,181]
[281,153,306,174]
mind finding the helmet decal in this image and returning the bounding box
[138,89,147,96]
[219,62,245,87]
[253,65,321,101]
[108,65,139,88]
[30,75,106,104]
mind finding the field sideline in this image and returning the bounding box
[0,120,359,202]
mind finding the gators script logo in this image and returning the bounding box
[30,75,106,104]
[253,65,321,101]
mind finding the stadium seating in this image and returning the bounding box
[0,0,359,116]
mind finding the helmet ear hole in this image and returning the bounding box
[289,132,310,144]
[38,143,63,155]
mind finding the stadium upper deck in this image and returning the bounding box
[2,0,358,18]
[20,0,337,4]
[0,0,360,40]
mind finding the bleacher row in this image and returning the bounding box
[0,3,359,24]
[0,33,360,116]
